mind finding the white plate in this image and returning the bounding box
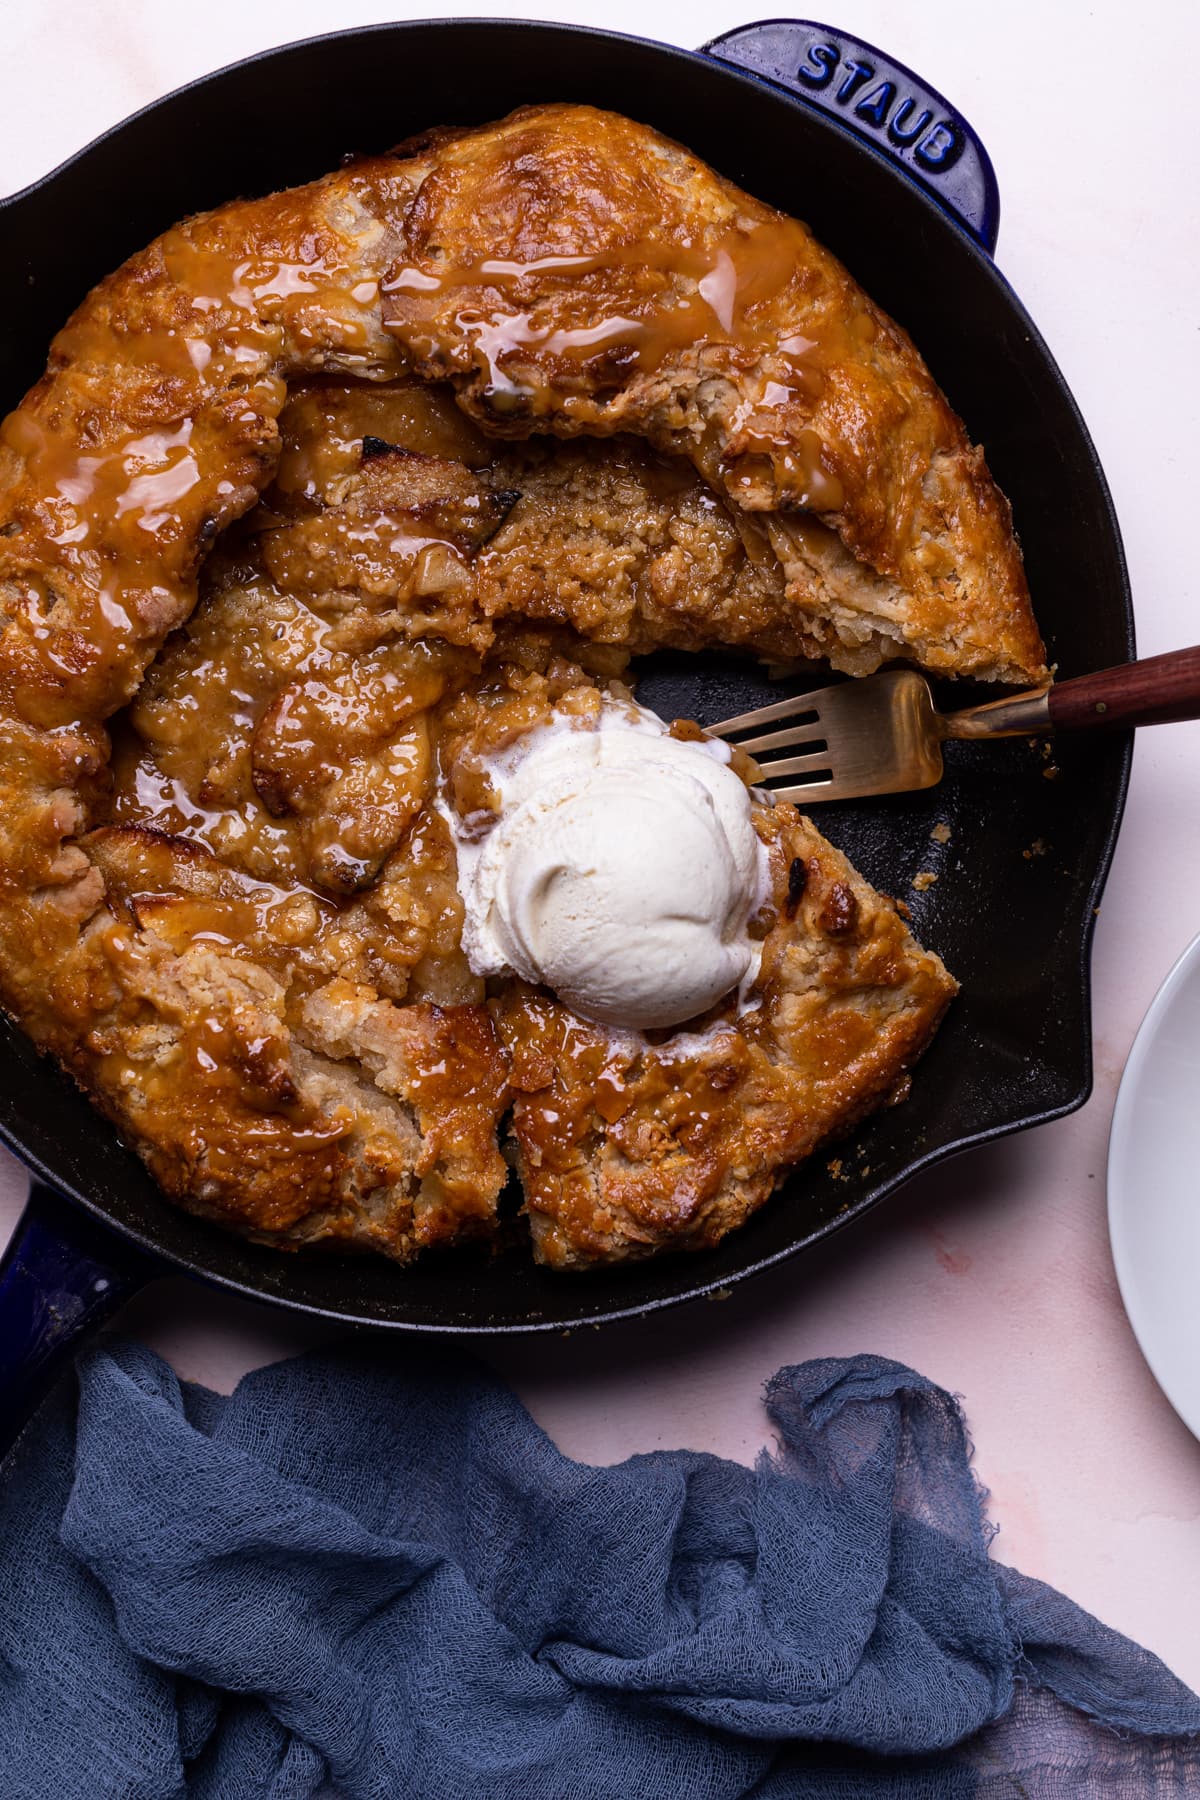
[1108,930,1200,1441]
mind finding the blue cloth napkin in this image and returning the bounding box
[1,1342,1198,1798]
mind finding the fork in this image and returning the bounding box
[707,646,1200,803]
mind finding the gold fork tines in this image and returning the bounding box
[709,673,943,803]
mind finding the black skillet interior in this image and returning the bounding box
[0,19,1131,1330]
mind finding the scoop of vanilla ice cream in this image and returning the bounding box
[446,698,768,1031]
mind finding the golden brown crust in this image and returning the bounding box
[0,105,985,1268]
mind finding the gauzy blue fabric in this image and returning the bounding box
[1,1343,1198,1798]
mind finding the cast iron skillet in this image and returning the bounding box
[0,17,1131,1447]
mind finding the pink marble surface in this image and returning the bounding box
[4,0,1200,1694]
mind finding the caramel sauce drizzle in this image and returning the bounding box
[502,986,750,1180]
[102,371,492,957]
[0,209,394,727]
[157,230,384,359]
[384,216,848,511]
[88,908,352,1222]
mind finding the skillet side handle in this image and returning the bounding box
[700,19,1001,253]
[0,1181,153,1461]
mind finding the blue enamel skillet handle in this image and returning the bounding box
[702,19,1000,253]
[0,1182,155,1459]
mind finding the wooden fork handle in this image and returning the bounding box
[942,647,1200,739]
[1047,646,1200,731]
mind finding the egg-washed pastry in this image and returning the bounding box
[0,105,996,1268]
